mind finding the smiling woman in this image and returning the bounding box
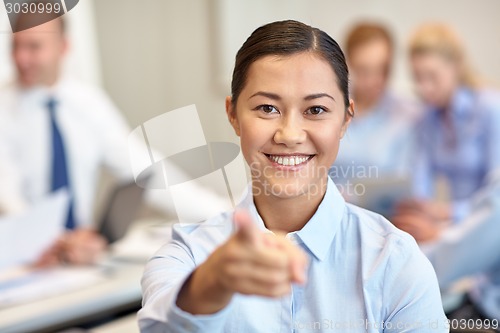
[227,50,353,232]
[138,20,448,333]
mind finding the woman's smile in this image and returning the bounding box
[263,153,316,171]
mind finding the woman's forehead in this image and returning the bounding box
[243,53,340,94]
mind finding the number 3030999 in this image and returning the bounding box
[5,1,62,14]
[446,318,499,330]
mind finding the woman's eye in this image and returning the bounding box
[258,105,279,114]
[306,106,326,115]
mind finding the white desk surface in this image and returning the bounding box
[91,313,139,333]
[0,262,144,333]
[0,220,173,333]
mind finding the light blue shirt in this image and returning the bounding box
[138,178,447,332]
[330,93,419,185]
[422,171,500,322]
[413,87,500,221]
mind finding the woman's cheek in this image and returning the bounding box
[239,123,262,162]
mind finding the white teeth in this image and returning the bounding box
[268,155,311,166]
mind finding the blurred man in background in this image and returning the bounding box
[330,22,419,198]
[0,14,226,266]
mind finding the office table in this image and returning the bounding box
[91,313,139,333]
[0,220,173,333]
[0,262,144,333]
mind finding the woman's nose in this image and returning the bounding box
[273,115,306,147]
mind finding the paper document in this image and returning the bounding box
[0,190,69,270]
[110,221,173,262]
[0,266,106,307]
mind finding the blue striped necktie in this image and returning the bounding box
[47,97,75,230]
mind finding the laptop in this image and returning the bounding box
[98,180,147,244]
[354,177,412,218]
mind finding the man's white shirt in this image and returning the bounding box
[0,79,229,226]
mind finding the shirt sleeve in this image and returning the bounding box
[383,234,448,332]
[421,182,500,289]
[138,226,233,333]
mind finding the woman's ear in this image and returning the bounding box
[226,96,241,137]
[340,99,354,138]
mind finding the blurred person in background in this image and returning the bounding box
[0,14,226,267]
[329,22,419,192]
[394,23,500,242]
[419,170,500,332]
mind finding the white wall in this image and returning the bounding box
[93,0,500,149]
[94,0,231,141]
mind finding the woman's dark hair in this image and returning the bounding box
[231,20,352,116]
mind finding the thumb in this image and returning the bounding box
[233,209,260,246]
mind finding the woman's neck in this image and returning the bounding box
[252,179,328,233]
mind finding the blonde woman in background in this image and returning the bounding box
[394,23,500,242]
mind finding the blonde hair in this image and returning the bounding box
[409,23,479,88]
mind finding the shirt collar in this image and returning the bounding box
[374,92,394,115]
[16,78,66,102]
[351,92,391,120]
[293,177,345,261]
[450,86,475,116]
[237,177,345,261]
[429,86,474,117]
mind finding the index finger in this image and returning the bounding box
[233,209,262,247]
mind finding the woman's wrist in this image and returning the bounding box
[176,260,234,315]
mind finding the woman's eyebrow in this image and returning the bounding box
[249,91,281,100]
[249,92,335,102]
[304,93,335,101]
